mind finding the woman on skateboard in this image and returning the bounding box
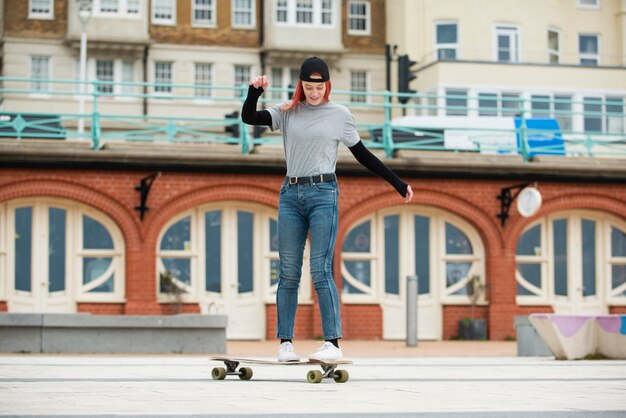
[242,56,413,362]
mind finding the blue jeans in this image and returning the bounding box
[276,177,342,340]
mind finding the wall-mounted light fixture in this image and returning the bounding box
[497,182,542,226]
[135,172,161,221]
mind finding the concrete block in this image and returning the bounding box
[529,314,626,360]
[1,313,227,354]
[513,316,552,356]
[0,314,43,353]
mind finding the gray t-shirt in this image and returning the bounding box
[267,101,361,177]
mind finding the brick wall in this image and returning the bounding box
[342,0,386,53]
[1,166,625,340]
[3,0,68,38]
[149,0,261,47]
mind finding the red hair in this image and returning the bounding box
[282,79,332,111]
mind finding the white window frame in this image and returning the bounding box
[153,61,173,96]
[232,0,256,29]
[349,70,368,103]
[29,55,51,96]
[341,215,378,303]
[0,205,6,300]
[434,21,458,61]
[516,211,626,307]
[274,0,336,27]
[341,207,486,305]
[494,24,521,63]
[547,28,561,64]
[192,0,217,28]
[577,0,600,9]
[95,59,115,95]
[152,0,176,25]
[193,62,213,99]
[2,199,126,305]
[155,203,309,305]
[347,0,370,35]
[233,64,252,97]
[92,0,141,17]
[579,33,600,66]
[29,0,54,19]
[80,58,136,98]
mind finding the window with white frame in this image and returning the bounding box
[234,65,251,97]
[476,92,522,117]
[321,0,332,24]
[579,34,599,66]
[29,0,53,19]
[30,56,50,92]
[0,205,5,300]
[275,0,335,26]
[296,0,313,23]
[76,59,135,96]
[152,0,175,24]
[349,71,367,103]
[348,0,370,34]
[516,212,626,307]
[271,67,283,100]
[445,89,467,116]
[270,67,299,100]
[2,199,125,307]
[121,61,134,95]
[154,62,173,94]
[341,208,485,304]
[436,22,458,61]
[577,0,599,9]
[96,60,114,94]
[501,93,521,116]
[548,29,560,64]
[495,25,519,63]
[276,0,288,22]
[155,204,301,304]
[478,93,498,116]
[232,0,254,28]
[583,96,624,133]
[194,63,213,98]
[94,0,140,16]
[193,0,216,27]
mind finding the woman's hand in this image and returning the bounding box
[250,75,269,90]
[404,185,414,204]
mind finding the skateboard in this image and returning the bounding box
[209,356,352,383]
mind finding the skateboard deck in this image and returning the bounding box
[209,356,352,383]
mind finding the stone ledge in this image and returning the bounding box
[0,313,227,354]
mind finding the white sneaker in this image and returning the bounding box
[308,341,343,361]
[278,341,300,362]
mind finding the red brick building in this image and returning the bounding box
[1,140,625,340]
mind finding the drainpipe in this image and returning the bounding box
[259,0,266,80]
[142,45,149,117]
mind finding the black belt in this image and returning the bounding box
[287,173,335,185]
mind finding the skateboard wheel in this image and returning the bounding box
[333,369,349,383]
[212,367,227,380]
[239,367,253,380]
[307,370,323,384]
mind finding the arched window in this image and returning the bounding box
[515,211,626,311]
[156,202,310,339]
[1,199,125,312]
[341,207,485,340]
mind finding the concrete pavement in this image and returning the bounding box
[0,341,625,417]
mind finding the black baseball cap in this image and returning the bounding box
[299,57,330,82]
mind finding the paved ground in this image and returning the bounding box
[1,341,625,417]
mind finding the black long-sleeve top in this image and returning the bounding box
[242,85,408,197]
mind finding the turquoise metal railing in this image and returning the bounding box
[1,76,624,160]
